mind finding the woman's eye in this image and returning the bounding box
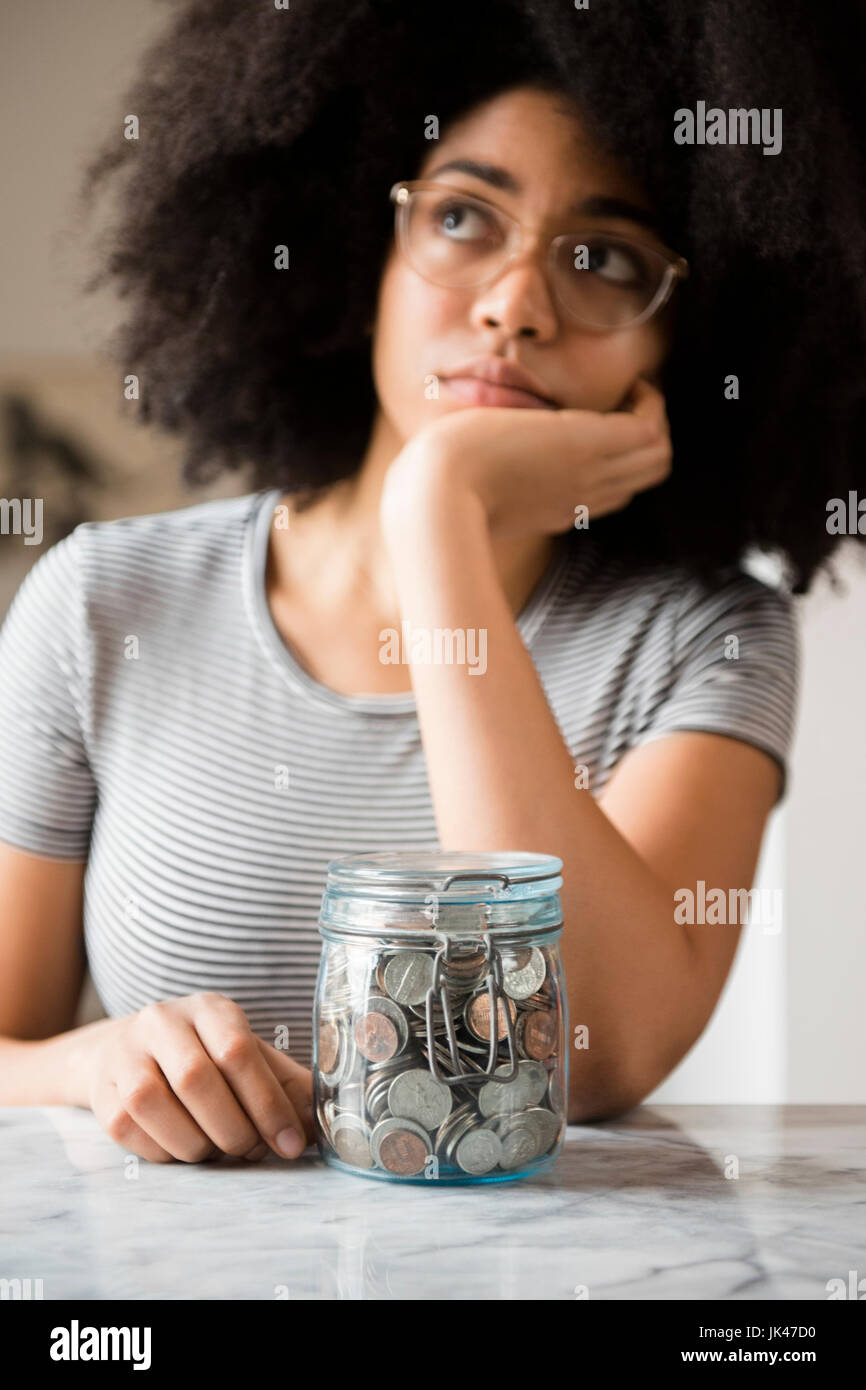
[587,242,647,285]
[433,199,496,242]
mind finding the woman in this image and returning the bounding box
[0,0,863,1165]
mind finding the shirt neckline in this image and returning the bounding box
[245,486,573,715]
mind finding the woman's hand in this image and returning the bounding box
[381,376,672,542]
[75,993,314,1164]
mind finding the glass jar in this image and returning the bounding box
[313,850,568,1184]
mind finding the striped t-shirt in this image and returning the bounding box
[0,487,800,1067]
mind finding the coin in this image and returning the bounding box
[383,952,434,1005]
[370,1114,431,1168]
[317,1018,341,1073]
[478,1064,527,1118]
[379,1128,429,1176]
[442,948,488,987]
[362,997,410,1054]
[522,1009,557,1060]
[331,1116,374,1168]
[388,1068,453,1130]
[521,1106,561,1156]
[518,1060,549,1106]
[455,1127,502,1175]
[465,991,517,1042]
[502,946,547,1000]
[353,1011,398,1062]
[320,1017,352,1087]
[498,1119,539,1171]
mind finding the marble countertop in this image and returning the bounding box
[2,1104,862,1300]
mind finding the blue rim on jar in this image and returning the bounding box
[313,851,569,1184]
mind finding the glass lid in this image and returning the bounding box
[323,850,563,904]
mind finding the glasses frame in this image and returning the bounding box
[389,179,690,333]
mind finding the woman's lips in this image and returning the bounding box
[442,376,558,410]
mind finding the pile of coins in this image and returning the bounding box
[314,938,566,1179]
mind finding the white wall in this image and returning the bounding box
[785,547,866,1101]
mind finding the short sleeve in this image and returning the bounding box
[634,573,801,803]
[0,528,97,858]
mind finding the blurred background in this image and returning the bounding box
[1,1,863,1103]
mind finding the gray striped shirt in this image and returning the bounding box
[0,488,800,1067]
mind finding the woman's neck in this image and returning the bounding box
[268,408,560,625]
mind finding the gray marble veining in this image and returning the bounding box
[0,1105,862,1300]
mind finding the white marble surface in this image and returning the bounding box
[1,1105,863,1300]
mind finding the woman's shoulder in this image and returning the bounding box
[3,490,267,655]
[70,489,263,567]
[564,535,798,633]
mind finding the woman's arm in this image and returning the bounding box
[0,843,316,1160]
[0,844,88,1042]
[0,843,119,1106]
[379,453,780,1125]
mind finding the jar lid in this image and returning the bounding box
[322,850,563,904]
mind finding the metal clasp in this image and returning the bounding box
[424,930,518,1086]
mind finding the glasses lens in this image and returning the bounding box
[551,233,671,329]
[400,189,510,288]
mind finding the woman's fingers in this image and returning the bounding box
[603,438,672,489]
[255,1038,315,1144]
[93,1072,193,1164]
[190,995,310,1160]
[114,1046,219,1163]
[591,376,669,457]
[142,1003,266,1157]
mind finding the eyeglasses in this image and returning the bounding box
[390,180,689,333]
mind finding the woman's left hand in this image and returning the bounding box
[380,376,672,544]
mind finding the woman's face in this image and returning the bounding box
[371,85,675,446]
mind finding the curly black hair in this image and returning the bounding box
[76,0,866,595]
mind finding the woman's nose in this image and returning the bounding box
[469,259,559,340]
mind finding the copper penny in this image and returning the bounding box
[353,1011,398,1062]
[317,1019,341,1072]
[523,1009,557,1060]
[378,1128,428,1176]
[445,949,487,979]
[466,992,517,1041]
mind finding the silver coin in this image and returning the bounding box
[502,946,547,1000]
[388,1068,453,1130]
[434,1099,474,1151]
[499,1121,539,1171]
[519,1060,549,1107]
[383,951,435,1005]
[443,1106,477,1162]
[455,1127,502,1175]
[521,1106,561,1156]
[331,1115,374,1168]
[478,1063,528,1118]
[369,1114,432,1169]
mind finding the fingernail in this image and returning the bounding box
[275,1127,304,1159]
